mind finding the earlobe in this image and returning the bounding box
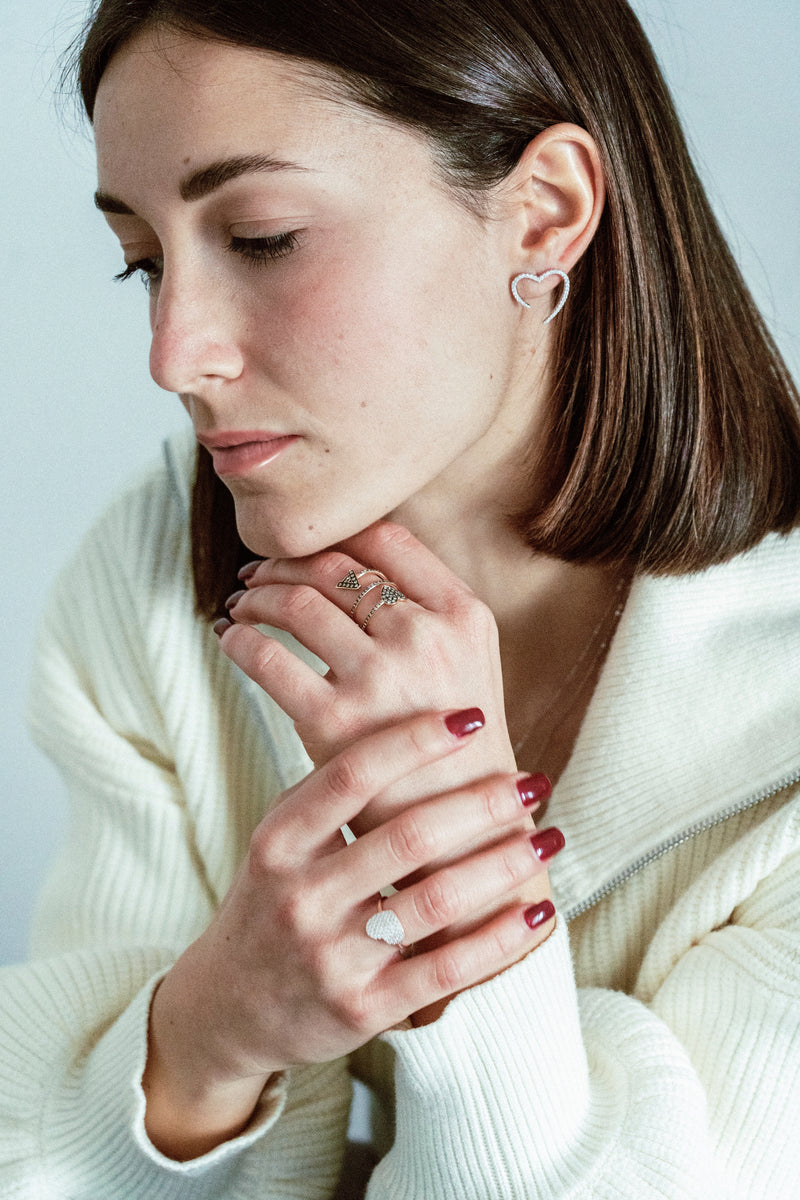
[510,270,570,323]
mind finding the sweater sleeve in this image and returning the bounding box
[0,461,352,1198]
[369,801,800,1199]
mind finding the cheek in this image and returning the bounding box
[249,231,509,447]
[269,238,445,385]
[259,315,385,437]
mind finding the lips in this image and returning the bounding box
[196,431,299,476]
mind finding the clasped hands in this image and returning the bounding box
[144,522,560,1159]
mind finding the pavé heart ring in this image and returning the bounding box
[366,896,410,951]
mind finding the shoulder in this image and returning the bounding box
[43,430,197,627]
[82,428,194,570]
[30,430,200,728]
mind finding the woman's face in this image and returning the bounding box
[93,28,542,557]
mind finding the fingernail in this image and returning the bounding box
[213,618,232,638]
[530,827,565,861]
[225,589,247,610]
[237,560,263,581]
[516,773,552,807]
[444,707,485,738]
[524,899,556,930]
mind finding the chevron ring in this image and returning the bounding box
[336,568,408,632]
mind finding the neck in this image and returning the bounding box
[387,347,630,782]
[391,488,629,784]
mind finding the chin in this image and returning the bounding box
[233,501,352,561]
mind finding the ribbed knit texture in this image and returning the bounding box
[1,431,798,1197]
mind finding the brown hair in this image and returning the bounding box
[74,0,800,618]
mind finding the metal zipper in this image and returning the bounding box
[564,768,800,922]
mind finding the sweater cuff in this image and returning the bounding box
[375,918,594,1197]
[49,968,288,1198]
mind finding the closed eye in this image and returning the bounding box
[228,231,299,263]
[113,230,298,289]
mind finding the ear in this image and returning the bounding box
[499,123,605,309]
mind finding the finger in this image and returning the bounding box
[335,522,473,613]
[224,581,367,677]
[381,898,557,1017]
[216,621,333,718]
[239,548,423,626]
[342,771,552,899]
[367,823,562,947]
[269,707,487,850]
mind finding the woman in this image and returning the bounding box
[2,0,799,1195]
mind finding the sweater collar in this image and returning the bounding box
[163,428,196,512]
[548,530,800,914]
[164,432,800,909]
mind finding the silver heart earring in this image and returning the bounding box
[510,269,570,324]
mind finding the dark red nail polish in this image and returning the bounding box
[516,773,552,807]
[237,560,263,581]
[225,589,247,610]
[444,708,485,738]
[530,827,565,861]
[213,618,232,638]
[524,899,556,930]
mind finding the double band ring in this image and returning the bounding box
[347,579,384,618]
[336,567,407,632]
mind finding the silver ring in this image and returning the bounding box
[366,896,408,947]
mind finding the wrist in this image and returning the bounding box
[142,965,274,1160]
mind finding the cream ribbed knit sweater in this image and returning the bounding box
[1,432,799,1198]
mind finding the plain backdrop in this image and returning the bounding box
[2,0,799,966]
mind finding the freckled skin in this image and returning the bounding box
[93,29,548,561]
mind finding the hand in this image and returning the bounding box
[144,712,558,1158]
[216,521,552,988]
[218,521,517,825]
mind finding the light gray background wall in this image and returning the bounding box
[2,0,799,965]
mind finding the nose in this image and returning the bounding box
[148,267,244,395]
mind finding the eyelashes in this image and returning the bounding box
[228,231,299,263]
[113,231,300,287]
[113,257,162,288]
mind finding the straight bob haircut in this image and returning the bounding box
[74,0,800,618]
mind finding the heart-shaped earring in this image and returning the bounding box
[510,269,570,324]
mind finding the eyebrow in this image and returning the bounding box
[94,153,310,214]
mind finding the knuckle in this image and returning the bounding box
[488,921,518,962]
[454,595,498,642]
[402,717,438,762]
[249,636,283,677]
[315,550,355,582]
[324,750,373,805]
[279,583,322,622]
[278,898,338,964]
[386,811,436,867]
[498,840,532,889]
[272,888,303,932]
[248,825,284,877]
[303,937,337,980]
[477,779,512,827]
[431,947,466,995]
[414,872,460,928]
[330,988,373,1036]
[371,522,414,555]
[313,693,356,742]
